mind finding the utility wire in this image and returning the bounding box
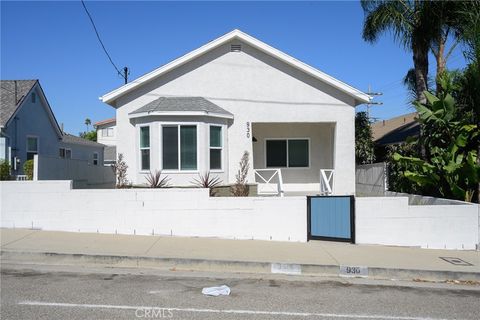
[80,0,124,79]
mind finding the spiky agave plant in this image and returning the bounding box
[192,172,222,196]
[145,170,170,188]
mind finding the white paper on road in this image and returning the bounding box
[201,285,231,296]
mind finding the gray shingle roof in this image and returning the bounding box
[62,133,105,147]
[0,80,37,127]
[130,97,233,117]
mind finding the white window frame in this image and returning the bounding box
[107,127,114,137]
[101,128,107,137]
[160,123,199,173]
[264,138,310,169]
[208,124,223,172]
[139,125,151,172]
[93,152,99,166]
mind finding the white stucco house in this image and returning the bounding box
[100,30,371,195]
[94,118,117,166]
[0,80,105,176]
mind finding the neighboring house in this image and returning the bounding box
[372,112,420,146]
[0,80,105,176]
[371,112,420,161]
[94,118,117,166]
[100,30,371,194]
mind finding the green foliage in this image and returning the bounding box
[79,130,97,142]
[355,112,375,165]
[23,160,34,180]
[0,159,11,180]
[393,92,479,202]
[385,142,422,195]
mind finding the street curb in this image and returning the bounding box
[1,250,479,282]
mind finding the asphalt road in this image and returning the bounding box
[1,264,479,320]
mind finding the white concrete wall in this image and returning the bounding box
[35,155,115,189]
[113,41,356,195]
[0,181,307,242]
[356,197,479,250]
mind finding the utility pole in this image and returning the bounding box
[365,84,383,120]
[121,67,129,84]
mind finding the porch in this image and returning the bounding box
[251,122,337,196]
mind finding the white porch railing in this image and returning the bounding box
[320,169,334,195]
[254,169,284,197]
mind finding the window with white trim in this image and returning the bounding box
[93,152,99,166]
[266,139,309,168]
[102,127,114,137]
[139,126,150,171]
[26,136,38,161]
[162,125,197,171]
[209,126,222,170]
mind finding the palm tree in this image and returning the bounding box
[85,118,91,132]
[361,0,438,104]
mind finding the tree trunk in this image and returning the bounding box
[413,42,429,159]
[435,37,446,95]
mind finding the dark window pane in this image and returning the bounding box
[210,126,222,147]
[288,140,309,167]
[266,140,287,167]
[180,126,197,170]
[140,127,150,148]
[162,126,178,170]
[141,149,150,170]
[26,152,35,161]
[210,149,221,170]
[27,137,38,152]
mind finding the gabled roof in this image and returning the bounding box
[0,80,37,127]
[0,80,63,138]
[94,117,116,127]
[101,29,371,106]
[129,96,233,119]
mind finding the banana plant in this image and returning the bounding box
[393,92,479,202]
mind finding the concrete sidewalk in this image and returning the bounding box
[1,228,479,281]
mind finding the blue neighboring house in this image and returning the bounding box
[0,80,105,176]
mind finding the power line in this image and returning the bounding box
[80,0,129,84]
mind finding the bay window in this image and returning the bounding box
[162,125,197,171]
[139,126,150,171]
[209,126,222,170]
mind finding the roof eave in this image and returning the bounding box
[100,29,370,106]
[129,110,234,120]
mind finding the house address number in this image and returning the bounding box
[246,122,251,138]
[339,265,368,277]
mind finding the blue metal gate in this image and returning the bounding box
[307,196,355,243]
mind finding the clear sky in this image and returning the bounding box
[1,1,468,135]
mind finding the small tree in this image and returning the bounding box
[111,153,130,188]
[355,112,375,165]
[23,160,34,180]
[85,118,91,132]
[79,130,97,142]
[0,159,11,180]
[231,151,250,197]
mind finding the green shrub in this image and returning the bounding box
[0,159,11,180]
[23,159,34,180]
